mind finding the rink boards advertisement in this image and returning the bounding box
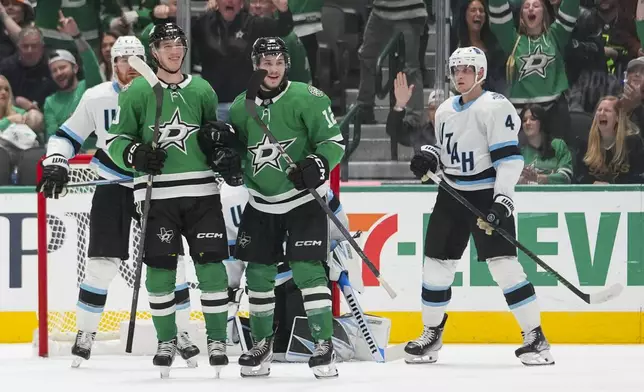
[1,185,644,344]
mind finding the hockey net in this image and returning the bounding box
[36,155,210,357]
[36,155,342,357]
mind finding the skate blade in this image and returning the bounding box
[185,357,198,368]
[213,365,226,379]
[312,364,338,379]
[240,364,270,378]
[159,366,171,379]
[404,351,438,364]
[518,350,555,366]
[71,357,84,368]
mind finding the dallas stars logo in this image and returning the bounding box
[517,45,556,81]
[248,134,296,175]
[157,227,174,244]
[152,108,199,154]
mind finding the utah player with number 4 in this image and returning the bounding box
[108,23,233,378]
[407,47,553,366]
[211,37,344,379]
[36,36,199,368]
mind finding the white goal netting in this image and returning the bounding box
[36,155,212,356]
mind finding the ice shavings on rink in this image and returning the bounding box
[1,344,641,392]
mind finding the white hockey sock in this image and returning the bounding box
[422,257,457,327]
[487,257,541,332]
[76,257,119,333]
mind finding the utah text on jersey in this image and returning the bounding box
[435,91,523,194]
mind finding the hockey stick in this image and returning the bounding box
[336,271,385,362]
[125,56,165,353]
[244,70,397,299]
[65,177,132,188]
[421,171,623,305]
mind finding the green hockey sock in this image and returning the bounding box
[291,260,333,341]
[246,262,277,341]
[146,267,177,342]
[195,262,229,341]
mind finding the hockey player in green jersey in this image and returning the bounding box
[202,37,344,379]
[488,0,578,140]
[107,22,231,378]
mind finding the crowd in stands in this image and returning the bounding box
[0,0,643,186]
[389,0,644,184]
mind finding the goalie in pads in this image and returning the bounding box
[406,47,554,366]
[36,36,199,368]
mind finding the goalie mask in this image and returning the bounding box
[448,46,487,95]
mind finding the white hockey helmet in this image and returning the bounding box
[449,46,487,92]
[111,36,146,63]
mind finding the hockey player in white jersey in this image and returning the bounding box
[36,36,199,368]
[406,47,553,366]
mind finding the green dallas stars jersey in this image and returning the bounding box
[229,82,345,214]
[488,0,579,106]
[108,75,219,202]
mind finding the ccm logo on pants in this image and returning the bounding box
[295,240,323,247]
[197,233,224,239]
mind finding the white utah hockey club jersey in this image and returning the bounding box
[434,91,523,199]
[51,80,133,185]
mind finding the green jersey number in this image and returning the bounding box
[322,106,337,128]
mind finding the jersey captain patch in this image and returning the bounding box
[307,85,324,97]
[153,107,200,154]
[517,45,556,81]
[248,134,296,176]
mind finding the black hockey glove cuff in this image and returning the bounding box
[211,147,244,186]
[36,154,70,199]
[410,144,440,179]
[287,154,329,191]
[124,142,167,175]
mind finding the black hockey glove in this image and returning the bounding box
[410,145,440,179]
[36,154,70,199]
[476,194,514,235]
[287,154,329,191]
[124,142,167,175]
[199,121,238,148]
[211,147,244,186]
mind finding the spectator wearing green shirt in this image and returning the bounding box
[248,0,311,84]
[34,0,123,52]
[519,104,573,184]
[43,15,102,150]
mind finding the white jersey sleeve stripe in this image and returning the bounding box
[490,140,518,150]
[90,157,132,179]
[59,124,85,144]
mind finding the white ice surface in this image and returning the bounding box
[1,344,641,392]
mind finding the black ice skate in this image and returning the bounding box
[207,338,229,378]
[309,339,338,379]
[153,337,177,378]
[404,314,448,364]
[515,326,555,366]
[71,330,96,368]
[177,331,200,368]
[238,335,274,377]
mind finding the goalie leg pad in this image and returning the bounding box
[246,262,277,340]
[487,256,540,332]
[146,267,178,342]
[76,257,119,332]
[291,260,333,341]
[224,258,246,288]
[422,257,457,327]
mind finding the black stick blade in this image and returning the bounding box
[246,69,268,100]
